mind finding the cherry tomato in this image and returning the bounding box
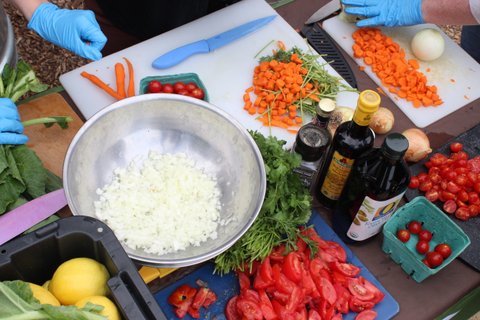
[434,243,452,259]
[416,240,430,254]
[407,220,422,234]
[419,180,433,192]
[396,229,411,243]
[450,142,463,153]
[162,83,174,93]
[425,189,439,202]
[474,182,480,194]
[147,80,162,93]
[176,89,190,96]
[443,199,457,214]
[426,251,444,268]
[418,229,433,242]
[173,82,186,93]
[185,82,198,92]
[422,258,431,268]
[447,181,461,194]
[191,88,205,100]
[468,204,480,217]
[408,176,420,189]
[455,207,470,221]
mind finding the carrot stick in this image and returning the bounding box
[123,57,135,97]
[80,71,123,100]
[115,63,126,99]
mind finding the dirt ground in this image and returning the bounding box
[3,0,462,89]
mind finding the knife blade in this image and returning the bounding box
[305,0,341,24]
[0,188,67,245]
[152,15,276,69]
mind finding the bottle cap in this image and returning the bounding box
[382,132,409,160]
[353,90,381,126]
[294,124,329,162]
[316,98,336,118]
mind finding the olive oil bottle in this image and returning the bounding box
[333,133,410,243]
[315,90,380,208]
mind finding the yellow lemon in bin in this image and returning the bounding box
[75,296,121,320]
[28,282,60,306]
[48,257,110,305]
[42,280,50,290]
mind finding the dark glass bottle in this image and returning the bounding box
[332,132,411,243]
[315,90,380,208]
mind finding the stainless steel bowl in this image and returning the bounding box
[0,4,17,73]
[63,94,266,267]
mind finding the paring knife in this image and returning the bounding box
[152,15,276,69]
[0,188,67,246]
[305,0,341,24]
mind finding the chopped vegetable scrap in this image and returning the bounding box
[168,284,217,319]
[352,28,443,108]
[81,57,135,100]
[243,45,354,133]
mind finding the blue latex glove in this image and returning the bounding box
[341,0,424,27]
[0,98,28,145]
[28,3,107,60]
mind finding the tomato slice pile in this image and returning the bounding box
[146,80,206,100]
[225,228,383,320]
[168,284,217,318]
[409,142,480,221]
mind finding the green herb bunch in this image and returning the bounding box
[214,131,316,274]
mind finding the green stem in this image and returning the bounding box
[21,117,73,128]
[2,311,48,320]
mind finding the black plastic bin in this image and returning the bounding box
[0,216,167,320]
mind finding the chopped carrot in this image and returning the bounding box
[277,41,286,51]
[123,57,135,97]
[114,63,126,99]
[351,27,443,108]
[80,71,123,100]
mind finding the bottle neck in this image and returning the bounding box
[347,118,372,137]
[315,115,330,129]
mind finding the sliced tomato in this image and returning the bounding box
[331,261,361,277]
[237,271,251,292]
[333,283,351,314]
[301,266,320,298]
[276,271,297,294]
[191,287,209,309]
[258,289,277,320]
[325,241,347,262]
[359,277,385,304]
[286,286,304,312]
[236,297,263,320]
[331,270,349,286]
[308,309,322,320]
[187,306,200,319]
[254,267,274,290]
[355,309,378,320]
[168,284,197,307]
[269,244,287,262]
[347,278,375,301]
[283,252,302,282]
[310,257,328,276]
[349,296,375,313]
[314,276,337,306]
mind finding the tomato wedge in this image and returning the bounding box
[236,297,263,320]
[331,261,361,277]
[355,309,378,320]
[349,296,375,313]
[283,252,302,282]
[168,284,197,318]
[347,278,375,301]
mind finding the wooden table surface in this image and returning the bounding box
[18,1,480,319]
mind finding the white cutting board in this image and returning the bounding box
[59,0,357,149]
[323,16,480,128]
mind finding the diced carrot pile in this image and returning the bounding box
[352,28,443,108]
[243,53,319,132]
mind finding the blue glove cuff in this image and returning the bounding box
[28,3,58,33]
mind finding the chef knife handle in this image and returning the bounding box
[152,40,210,69]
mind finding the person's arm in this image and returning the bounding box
[6,0,107,61]
[341,0,480,27]
[8,0,47,20]
[422,0,477,25]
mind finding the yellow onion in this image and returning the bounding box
[402,128,432,162]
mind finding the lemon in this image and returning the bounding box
[49,257,110,305]
[28,282,60,306]
[75,296,121,320]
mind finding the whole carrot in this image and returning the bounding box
[123,57,135,97]
[115,63,126,99]
[80,71,123,100]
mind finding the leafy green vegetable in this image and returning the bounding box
[0,281,107,320]
[214,131,317,274]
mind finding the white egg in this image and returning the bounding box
[411,28,445,62]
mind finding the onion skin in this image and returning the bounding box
[402,128,432,162]
[369,107,394,134]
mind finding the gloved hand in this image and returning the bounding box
[28,3,107,60]
[341,0,424,27]
[0,98,28,145]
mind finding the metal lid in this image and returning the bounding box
[294,124,329,161]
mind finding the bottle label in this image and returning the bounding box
[347,192,405,241]
[320,151,355,201]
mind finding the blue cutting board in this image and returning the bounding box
[154,211,400,319]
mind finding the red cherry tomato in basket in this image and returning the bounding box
[396,229,411,243]
[434,243,452,259]
[407,220,422,234]
[426,251,444,268]
[147,80,162,93]
[418,229,433,242]
[416,240,430,254]
[450,142,463,153]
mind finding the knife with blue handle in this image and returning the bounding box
[152,15,276,69]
